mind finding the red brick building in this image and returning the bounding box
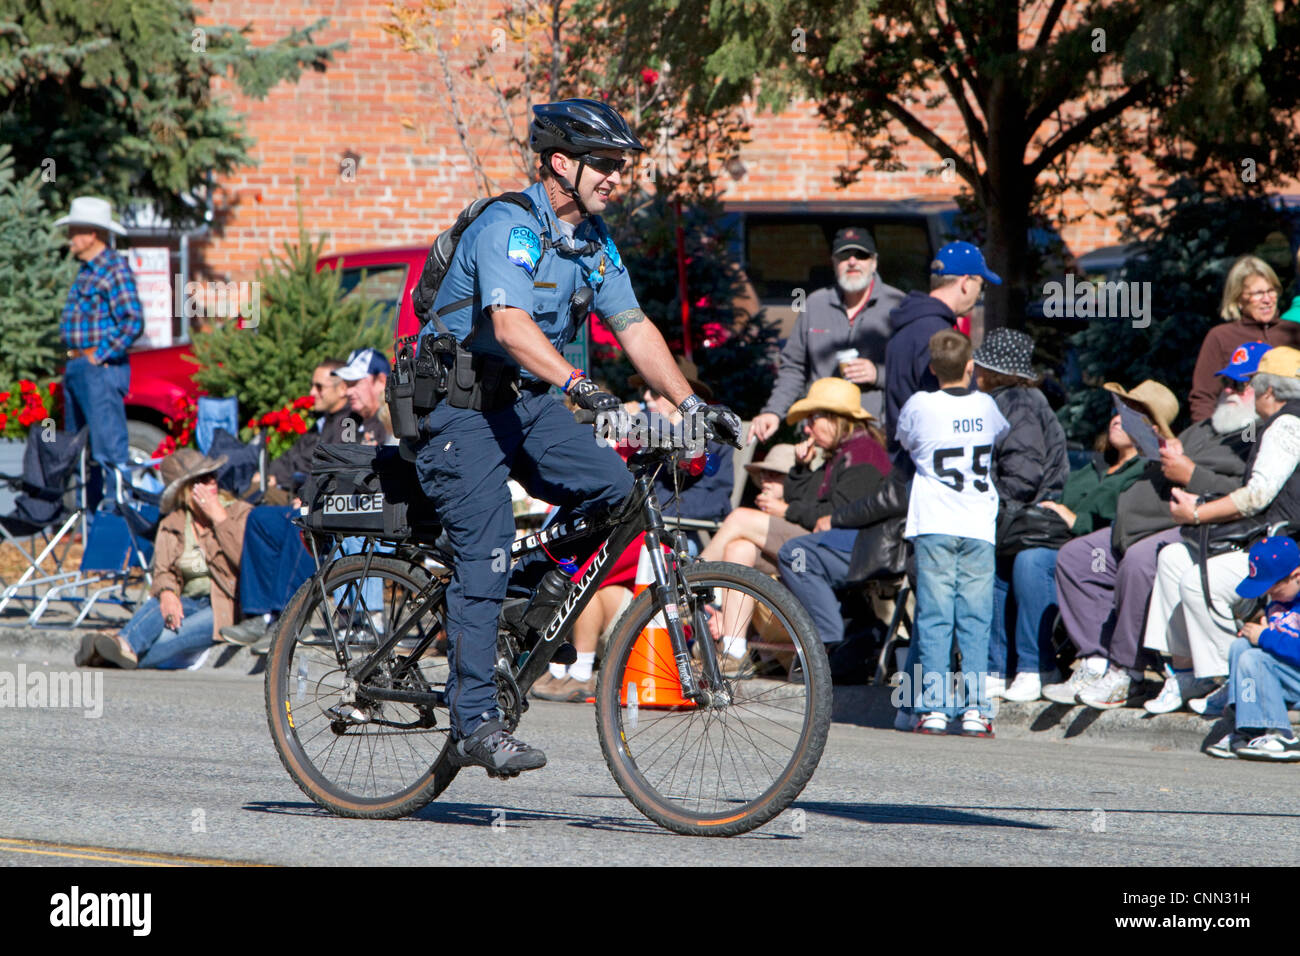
[194,1,1273,285]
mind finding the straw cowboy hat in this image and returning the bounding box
[744,443,798,486]
[628,355,713,402]
[1102,380,1179,440]
[159,448,228,514]
[786,378,875,425]
[53,196,127,237]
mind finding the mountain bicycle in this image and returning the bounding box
[264,411,831,837]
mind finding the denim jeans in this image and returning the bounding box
[777,528,858,646]
[1228,637,1300,735]
[63,356,129,509]
[120,594,214,669]
[989,547,1060,678]
[240,506,314,615]
[912,534,995,717]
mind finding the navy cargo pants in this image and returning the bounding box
[415,392,633,736]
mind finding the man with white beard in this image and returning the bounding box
[1048,348,1264,711]
[748,227,904,442]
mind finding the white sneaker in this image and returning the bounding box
[1002,672,1043,703]
[1237,732,1300,762]
[1144,668,1218,715]
[985,675,1007,699]
[915,712,948,735]
[959,708,994,737]
[1188,683,1231,717]
[1042,658,1106,705]
[1077,667,1137,710]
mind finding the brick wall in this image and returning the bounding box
[196,0,1287,282]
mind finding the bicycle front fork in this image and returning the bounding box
[641,505,730,708]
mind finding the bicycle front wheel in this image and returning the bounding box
[265,553,459,819]
[595,561,831,836]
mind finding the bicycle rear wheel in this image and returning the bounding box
[265,553,459,819]
[595,561,831,836]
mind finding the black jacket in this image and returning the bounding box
[988,385,1069,507]
[270,406,364,492]
[1111,417,1251,554]
[882,291,957,458]
[784,459,886,531]
[831,474,910,584]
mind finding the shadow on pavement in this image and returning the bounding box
[797,801,1054,829]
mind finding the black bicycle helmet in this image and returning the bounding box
[530,99,646,155]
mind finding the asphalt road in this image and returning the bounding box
[2,657,1299,867]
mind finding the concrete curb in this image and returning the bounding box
[0,627,1252,754]
[830,684,1234,753]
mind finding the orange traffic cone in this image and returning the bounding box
[620,541,694,708]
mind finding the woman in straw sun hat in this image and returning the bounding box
[91,449,253,670]
[697,377,892,668]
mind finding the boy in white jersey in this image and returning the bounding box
[896,330,1010,736]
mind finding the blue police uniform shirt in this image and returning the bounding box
[425,180,640,381]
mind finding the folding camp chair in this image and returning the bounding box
[17,464,160,627]
[0,426,90,618]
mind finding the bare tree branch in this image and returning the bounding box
[1027,81,1150,176]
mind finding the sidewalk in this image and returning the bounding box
[2,610,1245,754]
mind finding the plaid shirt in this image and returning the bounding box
[60,247,144,363]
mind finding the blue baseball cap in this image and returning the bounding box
[931,242,1001,285]
[1215,341,1271,382]
[1237,536,1300,599]
[333,347,391,381]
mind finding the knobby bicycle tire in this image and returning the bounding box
[594,561,831,836]
[265,553,460,819]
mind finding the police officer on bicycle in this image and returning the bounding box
[414,99,742,777]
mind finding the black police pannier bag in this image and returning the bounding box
[299,443,440,540]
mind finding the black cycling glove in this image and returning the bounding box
[679,393,743,448]
[568,376,623,413]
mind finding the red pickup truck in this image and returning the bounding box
[124,246,428,462]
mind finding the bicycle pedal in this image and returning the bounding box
[326,703,371,725]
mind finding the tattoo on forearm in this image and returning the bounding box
[605,308,647,332]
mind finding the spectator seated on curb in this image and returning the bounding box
[975,329,1070,703]
[1142,346,1300,715]
[219,359,357,653]
[1207,537,1300,761]
[1055,348,1258,714]
[715,377,889,668]
[1005,392,1147,708]
[257,358,362,506]
[91,450,252,670]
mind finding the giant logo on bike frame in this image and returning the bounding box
[322,493,384,515]
[507,226,542,277]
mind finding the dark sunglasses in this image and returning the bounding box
[1221,378,1251,394]
[581,154,630,176]
[833,251,874,263]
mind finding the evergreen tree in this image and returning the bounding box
[0,0,342,225]
[0,144,73,382]
[190,216,391,423]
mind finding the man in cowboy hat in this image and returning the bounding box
[749,226,904,444]
[56,196,142,507]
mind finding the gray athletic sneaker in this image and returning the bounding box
[1042,660,1105,705]
[453,718,547,778]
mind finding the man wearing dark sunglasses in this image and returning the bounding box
[415,98,743,777]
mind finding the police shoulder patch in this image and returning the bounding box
[507,226,542,276]
[603,235,624,272]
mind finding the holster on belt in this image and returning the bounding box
[447,347,518,411]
